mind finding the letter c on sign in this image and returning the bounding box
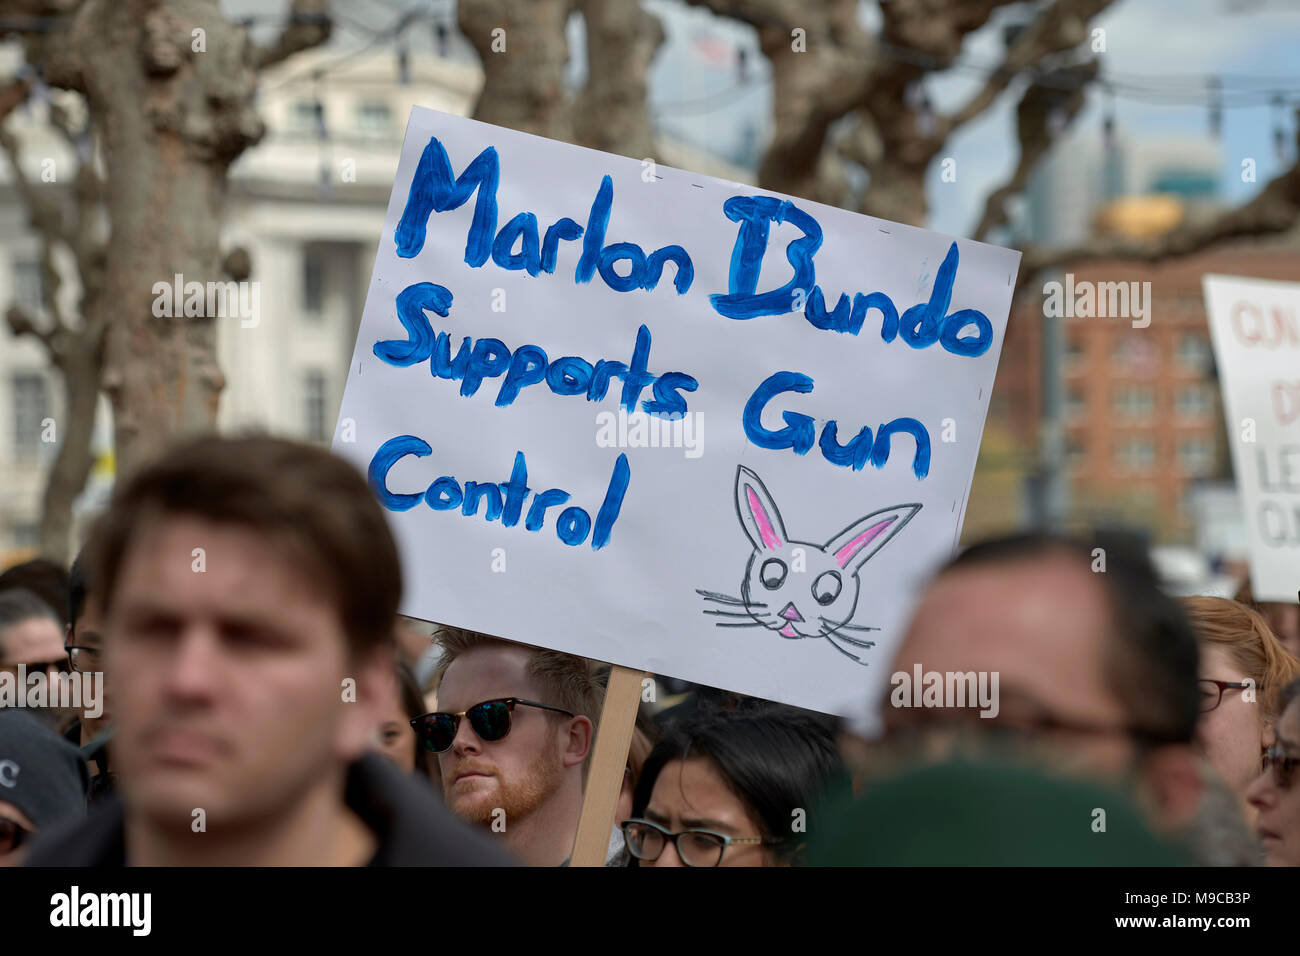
[1231,302,1262,345]
[0,759,18,788]
[368,435,432,511]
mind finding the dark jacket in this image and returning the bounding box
[23,752,515,866]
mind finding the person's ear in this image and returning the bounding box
[1138,744,1204,831]
[561,715,594,768]
[336,642,397,764]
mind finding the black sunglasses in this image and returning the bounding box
[0,816,32,855]
[409,697,576,754]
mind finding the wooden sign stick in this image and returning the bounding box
[570,663,644,867]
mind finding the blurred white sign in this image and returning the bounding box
[1203,274,1300,603]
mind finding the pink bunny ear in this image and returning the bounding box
[735,467,788,552]
[833,518,895,567]
[825,503,921,574]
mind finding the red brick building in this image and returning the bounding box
[968,227,1300,545]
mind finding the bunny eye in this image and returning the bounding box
[759,558,788,589]
[812,571,842,605]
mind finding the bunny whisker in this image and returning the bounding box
[696,590,750,606]
[827,631,877,649]
[715,621,766,628]
[822,633,871,665]
[824,620,881,632]
[705,609,761,618]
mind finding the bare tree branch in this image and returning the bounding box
[973,61,1098,242]
[6,304,58,353]
[684,0,879,200]
[1017,112,1300,290]
[458,0,574,141]
[0,75,31,123]
[573,0,664,160]
[253,0,332,71]
[945,0,1111,134]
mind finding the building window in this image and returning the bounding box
[1111,337,1131,364]
[1065,337,1085,365]
[302,247,325,317]
[356,100,392,135]
[11,258,42,313]
[1066,437,1086,467]
[303,370,328,442]
[12,372,48,463]
[1178,437,1214,476]
[291,99,320,135]
[1115,438,1155,472]
[1175,384,1211,419]
[1113,385,1155,420]
[1065,386,1086,419]
[1177,334,1211,370]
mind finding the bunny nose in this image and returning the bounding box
[779,602,804,622]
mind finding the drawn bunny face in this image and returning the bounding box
[731,466,920,646]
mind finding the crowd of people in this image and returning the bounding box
[0,433,1297,867]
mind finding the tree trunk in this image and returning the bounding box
[40,324,104,563]
[42,0,265,476]
[459,0,574,142]
[573,0,663,160]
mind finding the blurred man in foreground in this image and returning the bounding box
[26,435,511,867]
[879,533,1204,848]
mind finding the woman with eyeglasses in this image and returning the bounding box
[622,704,844,867]
[1247,677,1300,865]
[1182,596,1300,827]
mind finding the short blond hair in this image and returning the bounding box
[430,627,606,724]
[1182,596,1300,723]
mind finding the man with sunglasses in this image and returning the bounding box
[23,436,512,867]
[0,589,77,733]
[426,630,602,865]
[1248,677,1300,865]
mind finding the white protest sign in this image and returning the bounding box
[1203,275,1300,602]
[333,107,1021,718]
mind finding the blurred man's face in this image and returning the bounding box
[1247,701,1300,866]
[108,516,377,830]
[436,646,568,828]
[70,593,110,737]
[886,556,1135,778]
[1195,644,1264,822]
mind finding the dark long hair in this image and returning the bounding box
[630,704,844,865]
[395,661,434,781]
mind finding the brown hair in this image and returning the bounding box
[1182,595,1300,723]
[430,627,606,724]
[87,434,402,660]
